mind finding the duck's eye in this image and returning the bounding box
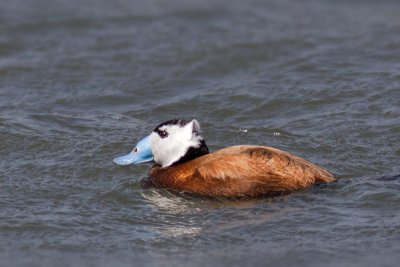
[134,148,138,153]
[158,130,168,138]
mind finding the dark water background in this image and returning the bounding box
[1,0,400,266]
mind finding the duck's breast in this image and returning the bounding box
[148,145,334,197]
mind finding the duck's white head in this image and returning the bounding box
[113,119,209,168]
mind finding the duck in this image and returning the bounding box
[113,119,335,198]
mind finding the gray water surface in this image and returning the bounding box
[1,0,400,266]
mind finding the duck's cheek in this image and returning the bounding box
[151,147,166,166]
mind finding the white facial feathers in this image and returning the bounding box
[149,119,203,167]
[191,119,201,133]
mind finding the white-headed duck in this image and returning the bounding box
[113,119,335,198]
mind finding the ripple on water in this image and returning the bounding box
[2,0,400,266]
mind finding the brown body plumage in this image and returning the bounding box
[147,145,335,198]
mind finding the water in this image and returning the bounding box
[1,0,400,266]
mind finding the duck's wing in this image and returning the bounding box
[212,145,334,183]
[149,145,334,197]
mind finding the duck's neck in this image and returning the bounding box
[170,139,209,166]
